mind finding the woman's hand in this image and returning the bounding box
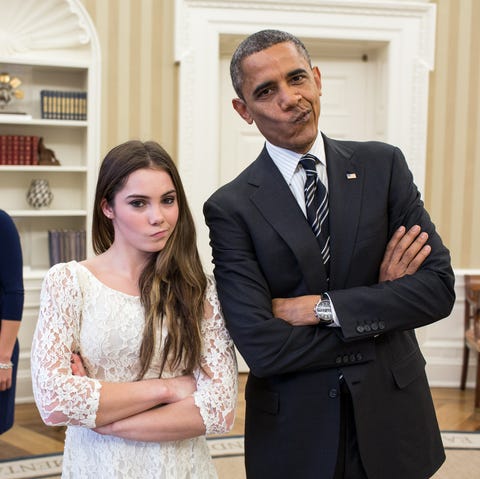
[0,368,12,391]
[70,352,87,376]
[163,375,197,403]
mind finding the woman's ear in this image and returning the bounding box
[101,198,114,219]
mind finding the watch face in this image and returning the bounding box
[315,299,333,324]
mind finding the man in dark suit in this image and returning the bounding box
[203,30,455,479]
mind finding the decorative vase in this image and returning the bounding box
[26,179,53,209]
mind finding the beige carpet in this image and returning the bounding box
[0,436,244,479]
[0,433,478,478]
[432,431,480,478]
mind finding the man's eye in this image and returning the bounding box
[257,88,273,98]
[291,74,305,83]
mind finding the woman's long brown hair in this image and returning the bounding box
[91,140,206,378]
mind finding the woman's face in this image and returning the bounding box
[102,167,179,254]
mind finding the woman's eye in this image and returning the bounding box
[162,196,176,205]
[130,200,145,208]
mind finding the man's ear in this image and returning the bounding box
[313,66,322,96]
[232,98,254,124]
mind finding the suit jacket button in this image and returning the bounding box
[329,389,338,398]
[356,353,363,361]
[356,325,364,333]
[364,324,371,332]
[379,321,386,330]
[343,355,349,363]
[336,356,342,364]
[350,354,356,362]
[371,322,379,331]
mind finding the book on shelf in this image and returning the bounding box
[0,135,39,165]
[48,229,87,267]
[40,90,87,121]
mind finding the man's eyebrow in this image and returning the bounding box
[287,68,309,78]
[252,80,275,98]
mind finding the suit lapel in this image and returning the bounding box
[323,134,364,289]
[248,148,328,291]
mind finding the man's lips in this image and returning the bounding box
[292,109,311,123]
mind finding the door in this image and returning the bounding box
[218,46,384,371]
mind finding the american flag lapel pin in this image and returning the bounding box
[346,172,357,179]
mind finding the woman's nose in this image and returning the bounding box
[148,206,164,225]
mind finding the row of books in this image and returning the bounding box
[40,90,87,121]
[0,135,39,165]
[48,229,87,267]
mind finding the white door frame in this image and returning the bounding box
[174,0,436,267]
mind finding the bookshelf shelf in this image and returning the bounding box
[0,116,88,127]
[8,209,88,217]
[22,266,49,280]
[0,0,100,403]
[0,166,88,172]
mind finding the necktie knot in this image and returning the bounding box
[299,154,318,175]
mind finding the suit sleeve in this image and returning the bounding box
[328,146,455,340]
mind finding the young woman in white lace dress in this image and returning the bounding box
[31,140,238,478]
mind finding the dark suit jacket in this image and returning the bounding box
[203,135,455,479]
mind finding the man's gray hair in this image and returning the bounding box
[230,29,312,100]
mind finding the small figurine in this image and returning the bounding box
[38,137,60,166]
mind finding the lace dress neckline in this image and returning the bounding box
[75,261,141,299]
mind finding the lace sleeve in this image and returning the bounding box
[193,276,238,435]
[31,263,101,427]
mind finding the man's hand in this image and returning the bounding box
[272,295,320,326]
[379,225,431,282]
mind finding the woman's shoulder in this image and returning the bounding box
[44,261,82,286]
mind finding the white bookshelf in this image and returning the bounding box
[0,0,100,402]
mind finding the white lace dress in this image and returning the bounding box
[31,261,238,478]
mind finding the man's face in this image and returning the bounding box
[232,41,322,154]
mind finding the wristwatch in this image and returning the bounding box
[314,296,334,325]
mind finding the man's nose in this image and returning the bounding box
[278,85,301,110]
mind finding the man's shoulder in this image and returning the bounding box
[324,134,396,156]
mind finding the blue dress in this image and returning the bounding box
[0,209,24,434]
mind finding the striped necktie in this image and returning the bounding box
[299,154,330,272]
